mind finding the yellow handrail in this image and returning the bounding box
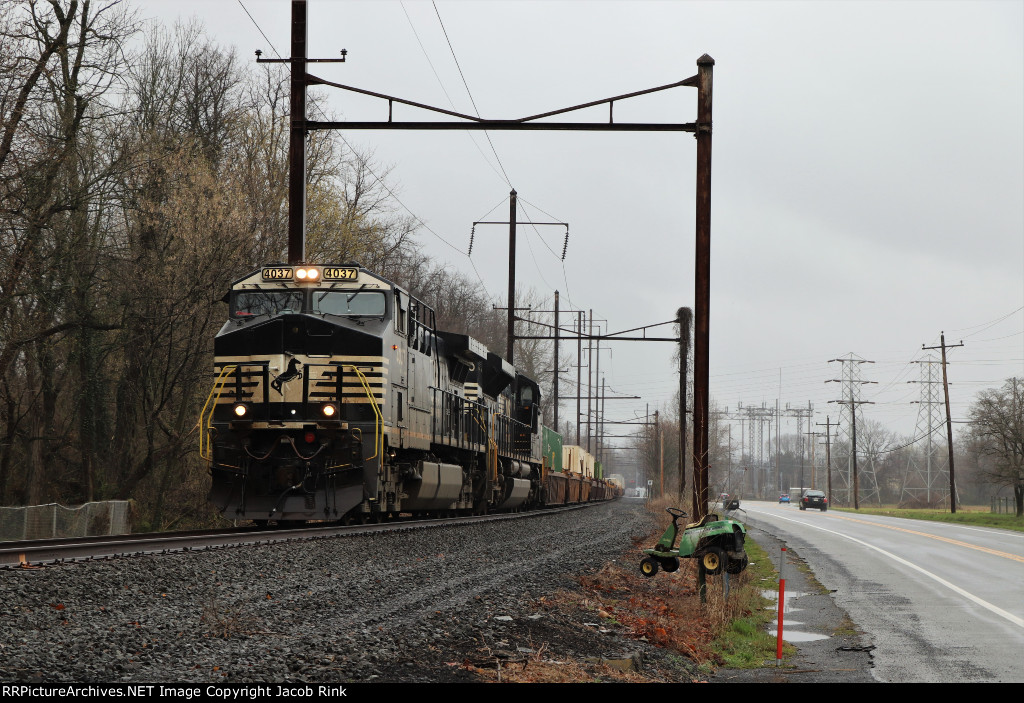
[344,364,382,461]
[198,364,238,461]
[488,412,499,482]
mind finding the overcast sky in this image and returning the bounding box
[137,0,1023,465]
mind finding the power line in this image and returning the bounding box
[399,1,510,187]
[236,0,498,301]
[431,1,513,188]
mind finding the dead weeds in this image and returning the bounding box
[465,497,765,682]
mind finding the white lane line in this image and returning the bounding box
[754,504,1024,542]
[745,508,1024,630]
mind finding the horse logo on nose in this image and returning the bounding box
[271,358,303,394]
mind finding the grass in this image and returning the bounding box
[707,534,794,670]
[833,505,1024,532]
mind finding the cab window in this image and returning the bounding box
[232,290,304,319]
[314,290,387,317]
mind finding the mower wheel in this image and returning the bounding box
[659,557,680,573]
[700,547,725,575]
[640,557,660,578]
[726,553,749,574]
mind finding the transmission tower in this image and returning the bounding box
[827,354,880,507]
[742,403,775,499]
[783,401,814,492]
[900,355,950,507]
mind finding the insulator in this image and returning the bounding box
[468,225,475,256]
[561,231,569,261]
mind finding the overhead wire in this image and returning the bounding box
[236,0,500,302]
[399,1,510,187]
[431,0,514,189]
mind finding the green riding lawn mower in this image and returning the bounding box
[639,507,749,577]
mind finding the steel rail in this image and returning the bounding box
[0,503,601,569]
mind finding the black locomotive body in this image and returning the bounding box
[202,262,576,524]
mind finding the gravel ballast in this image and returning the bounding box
[1,499,690,683]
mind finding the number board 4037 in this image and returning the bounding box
[323,267,359,281]
[261,267,293,281]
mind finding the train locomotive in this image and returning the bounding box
[200,262,617,525]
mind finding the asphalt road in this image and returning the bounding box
[735,501,1024,683]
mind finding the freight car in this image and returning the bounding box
[199,262,618,524]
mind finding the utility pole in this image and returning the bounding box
[576,311,584,446]
[288,1,307,264]
[677,307,692,505]
[553,291,559,431]
[255,1,347,264]
[923,333,964,513]
[587,310,593,453]
[472,198,567,364]
[655,410,662,497]
[519,295,577,441]
[692,55,714,522]
[507,190,517,361]
[816,416,836,504]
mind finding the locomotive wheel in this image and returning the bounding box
[700,547,725,575]
[639,557,659,578]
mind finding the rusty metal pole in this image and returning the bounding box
[576,310,583,446]
[678,307,691,504]
[587,310,593,453]
[692,55,714,520]
[287,0,308,265]
[553,290,559,432]
[506,189,517,362]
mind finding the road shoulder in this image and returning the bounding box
[711,526,876,683]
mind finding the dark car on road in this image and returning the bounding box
[800,490,827,511]
[719,493,740,510]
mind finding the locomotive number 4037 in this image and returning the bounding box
[262,267,293,280]
[323,267,358,281]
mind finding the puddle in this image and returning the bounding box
[761,588,831,641]
[761,589,808,601]
[768,629,831,642]
[761,589,808,614]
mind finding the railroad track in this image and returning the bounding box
[0,502,594,569]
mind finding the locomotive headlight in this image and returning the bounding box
[295,267,319,281]
[295,268,308,280]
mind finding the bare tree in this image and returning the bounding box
[967,377,1024,516]
[0,0,137,504]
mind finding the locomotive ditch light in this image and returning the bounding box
[230,402,253,427]
[319,402,342,427]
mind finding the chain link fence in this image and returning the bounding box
[0,501,132,542]
[990,496,1017,514]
